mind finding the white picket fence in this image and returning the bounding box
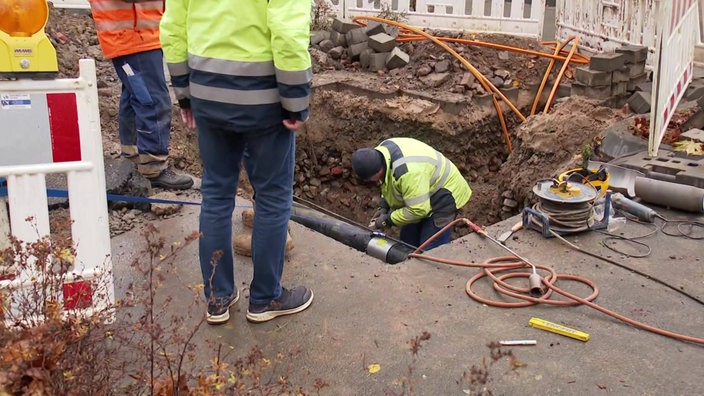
[0,59,114,324]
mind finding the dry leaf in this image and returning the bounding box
[368,364,381,374]
[672,140,704,155]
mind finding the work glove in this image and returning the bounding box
[368,204,390,228]
[372,213,393,230]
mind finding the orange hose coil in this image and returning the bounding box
[408,218,704,345]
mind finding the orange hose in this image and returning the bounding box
[396,35,590,64]
[352,16,524,153]
[352,17,589,154]
[407,218,704,345]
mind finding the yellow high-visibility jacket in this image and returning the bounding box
[375,138,472,226]
[159,0,312,131]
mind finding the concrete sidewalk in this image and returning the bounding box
[110,199,704,395]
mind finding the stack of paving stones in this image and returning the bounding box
[311,18,409,72]
[571,44,649,103]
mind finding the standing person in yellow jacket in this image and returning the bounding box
[88,0,193,189]
[352,137,472,250]
[160,0,314,325]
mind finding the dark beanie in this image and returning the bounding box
[352,148,384,180]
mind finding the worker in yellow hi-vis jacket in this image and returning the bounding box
[352,137,472,250]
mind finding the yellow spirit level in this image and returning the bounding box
[0,0,58,77]
[529,317,590,342]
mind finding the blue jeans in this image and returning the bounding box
[112,49,171,177]
[400,217,452,250]
[194,115,294,306]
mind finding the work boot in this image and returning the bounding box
[246,286,314,323]
[242,208,255,229]
[233,231,294,257]
[148,167,194,190]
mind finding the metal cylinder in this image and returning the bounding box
[366,237,394,262]
[611,192,657,222]
[634,177,704,213]
[528,273,545,297]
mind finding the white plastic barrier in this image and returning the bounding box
[0,59,114,323]
[555,0,659,67]
[649,0,699,156]
[48,0,90,9]
[340,0,546,38]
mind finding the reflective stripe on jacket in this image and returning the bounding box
[159,0,312,131]
[89,0,163,59]
[376,138,472,226]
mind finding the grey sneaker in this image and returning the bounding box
[206,290,239,325]
[246,286,314,323]
[148,168,194,190]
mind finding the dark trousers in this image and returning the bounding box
[194,113,294,306]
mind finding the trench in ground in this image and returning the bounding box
[288,80,530,240]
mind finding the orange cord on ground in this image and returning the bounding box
[407,217,704,345]
[351,17,589,153]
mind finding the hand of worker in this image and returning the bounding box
[283,119,305,131]
[180,108,196,130]
[373,213,393,230]
[368,205,389,228]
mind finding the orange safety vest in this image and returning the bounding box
[89,0,163,59]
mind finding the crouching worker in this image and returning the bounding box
[352,137,472,250]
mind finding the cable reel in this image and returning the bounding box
[523,179,610,237]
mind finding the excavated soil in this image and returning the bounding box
[44,7,625,237]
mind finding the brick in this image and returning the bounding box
[626,91,652,114]
[474,93,495,110]
[310,31,330,45]
[685,83,704,102]
[369,52,389,72]
[359,48,374,69]
[571,82,611,99]
[556,83,571,98]
[683,107,704,130]
[628,61,646,78]
[499,86,519,104]
[681,128,704,143]
[611,81,628,96]
[345,28,368,46]
[385,47,409,70]
[318,39,335,52]
[365,21,386,36]
[612,66,630,83]
[332,18,360,34]
[348,41,368,59]
[575,66,612,86]
[328,46,344,60]
[329,30,347,47]
[627,72,648,91]
[634,82,653,92]
[589,52,626,72]
[615,45,648,63]
[368,33,396,53]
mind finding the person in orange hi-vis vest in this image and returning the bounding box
[88,0,193,189]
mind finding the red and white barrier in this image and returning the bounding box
[650,0,700,156]
[0,59,114,324]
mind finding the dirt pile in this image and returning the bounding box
[496,97,628,208]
